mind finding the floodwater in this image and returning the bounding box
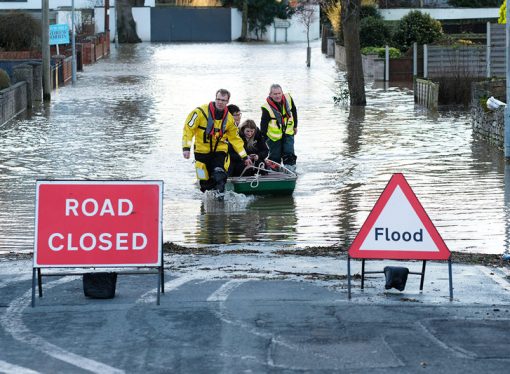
[0,41,508,255]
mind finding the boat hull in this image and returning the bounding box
[227,175,296,195]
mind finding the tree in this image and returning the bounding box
[0,11,41,51]
[341,0,366,106]
[222,0,294,40]
[322,0,342,37]
[393,10,442,52]
[116,0,142,43]
[295,0,319,67]
[241,0,249,40]
[499,0,506,24]
[359,16,391,48]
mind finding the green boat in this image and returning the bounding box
[226,163,297,196]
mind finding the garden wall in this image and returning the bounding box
[471,79,506,149]
[0,82,27,127]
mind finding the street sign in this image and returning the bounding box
[34,180,163,267]
[49,24,70,45]
[274,19,291,28]
[349,173,450,260]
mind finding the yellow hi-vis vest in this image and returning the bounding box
[261,93,295,142]
[182,103,247,158]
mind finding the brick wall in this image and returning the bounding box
[81,42,96,65]
[0,51,33,60]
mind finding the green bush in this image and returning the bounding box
[393,10,443,52]
[360,16,392,48]
[361,47,401,59]
[360,5,381,20]
[0,11,41,51]
[0,68,10,90]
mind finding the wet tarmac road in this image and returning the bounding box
[1,256,510,373]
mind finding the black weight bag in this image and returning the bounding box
[83,272,117,299]
[383,266,409,292]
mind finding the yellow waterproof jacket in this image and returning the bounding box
[261,93,295,141]
[182,103,247,158]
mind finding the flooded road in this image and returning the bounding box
[0,42,507,254]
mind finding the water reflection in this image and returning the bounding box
[505,161,510,255]
[336,106,366,250]
[0,41,508,254]
[193,194,297,245]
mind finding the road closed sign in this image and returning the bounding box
[34,181,163,267]
[349,174,450,260]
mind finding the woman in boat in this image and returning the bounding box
[236,119,269,176]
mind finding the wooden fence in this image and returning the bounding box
[414,78,438,111]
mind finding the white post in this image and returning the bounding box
[385,45,389,81]
[423,44,428,79]
[486,22,491,78]
[413,42,417,77]
[71,0,77,85]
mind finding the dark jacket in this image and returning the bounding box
[228,128,269,177]
[243,128,269,164]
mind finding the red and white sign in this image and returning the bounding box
[34,181,163,267]
[349,174,450,260]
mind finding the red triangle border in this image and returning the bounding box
[348,173,451,260]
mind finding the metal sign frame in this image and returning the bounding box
[347,173,453,300]
[273,19,290,43]
[347,256,453,300]
[32,180,165,306]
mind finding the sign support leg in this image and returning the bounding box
[347,255,351,300]
[419,260,427,291]
[160,264,165,294]
[160,240,165,294]
[31,268,36,307]
[156,267,161,306]
[38,268,43,297]
[361,259,365,290]
[448,258,453,301]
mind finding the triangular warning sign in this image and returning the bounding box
[349,173,450,260]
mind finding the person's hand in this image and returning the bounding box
[250,154,259,161]
[294,127,298,135]
[183,150,190,159]
[244,158,253,166]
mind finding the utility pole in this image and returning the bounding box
[42,0,51,101]
[105,0,109,32]
[71,0,77,85]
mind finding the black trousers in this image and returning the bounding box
[195,152,227,192]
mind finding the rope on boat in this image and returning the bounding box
[250,174,260,189]
[249,162,265,189]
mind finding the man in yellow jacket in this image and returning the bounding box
[183,89,252,194]
[260,83,298,172]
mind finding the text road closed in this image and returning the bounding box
[35,181,162,266]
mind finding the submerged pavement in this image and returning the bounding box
[0,253,510,373]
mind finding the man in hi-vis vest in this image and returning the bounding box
[183,89,252,195]
[260,84,298,172]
